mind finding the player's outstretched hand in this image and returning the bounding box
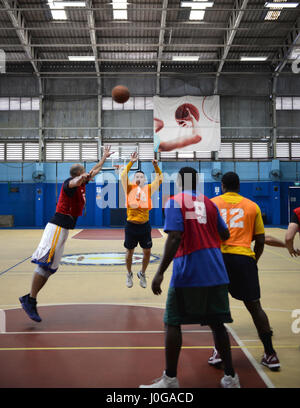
[288,247,300,257]
[103,145,113,158]
[152,159,158,167]
[130,151,138,162]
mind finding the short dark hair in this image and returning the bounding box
[221,172,240,191]
[70,164,84,178]
[135,170,144,175]
[178,167,198,191]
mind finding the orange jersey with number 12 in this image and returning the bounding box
[211,192,265,259]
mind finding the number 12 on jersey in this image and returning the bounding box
[220,208,244,229]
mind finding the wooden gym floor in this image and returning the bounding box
[0,227,299,388]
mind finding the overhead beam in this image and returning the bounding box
[273,17,300,91]
[156,0,168,94]
[86,0,100,80]
[85,0,102,160]
[214,0,249,94]
[1,0,44,160]
[0,0,41,81]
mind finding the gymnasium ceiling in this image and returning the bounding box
[0,0,300,78]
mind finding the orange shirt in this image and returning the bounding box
[211,192,265,258]
[121,161,163,223]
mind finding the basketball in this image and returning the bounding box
[175,103,200,125]
[112,85,130,104]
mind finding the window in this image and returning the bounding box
[102,96,153,111]
[24,143,39,161]
[218,143,233,159]
[276,97,300,110]
[0,97,40,111]
[252,143,268,159]
[234,143,250,159]
[6,143,23,160]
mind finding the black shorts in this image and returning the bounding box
[124,221,152,250]
[222,253,261,302]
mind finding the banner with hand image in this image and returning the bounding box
[153,95,221,153]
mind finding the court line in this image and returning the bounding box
[0,310,5,333]
[0,345,298,352]
[264,247,300,265]
[1,302,295,314]
[226,325,275,389]
[1,329,212,335]
[0,256,31,278]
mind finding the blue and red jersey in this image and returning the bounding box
[164,191,229,288]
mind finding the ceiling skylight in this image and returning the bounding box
[112,0,128,20]
[172,56,199,61]
[48,1,86,20]
[264,0,298,20]
[68,56,95,61]
[240,56,268,61]
[181,1,214,21]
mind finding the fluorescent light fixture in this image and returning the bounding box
[181,1,214,8]
[240,56,268,61]
[68,56,95,61]
[172,56,199,61]
[264,2,299,8]
[181,1,214,21]
[53,1,86,6]
[112,0,128,19]
[112,0,127,9]
[48,1,86,20]
[48,1,67,20]
[290,48,300,59]
[113,10,128,19]
[190,10,205,19]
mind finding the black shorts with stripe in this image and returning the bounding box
[124,220,152,250]
[222,253,261,302]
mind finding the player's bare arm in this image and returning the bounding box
[68,172,90,188]
[253,233,265,262]
[285,223,300,257]
[152,230,183,295]
[264,235,286,248]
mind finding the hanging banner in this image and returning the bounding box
[153,95,220,153]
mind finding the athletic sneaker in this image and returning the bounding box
[137,271,147,288]
[19,294,42,322]
[126,272,133,288]
[208,347,223,366]
[261,353,281,371]
[139,371,179,388]
[220,373,241,388]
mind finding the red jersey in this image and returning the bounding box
[56,178,86,217]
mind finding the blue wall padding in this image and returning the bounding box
[0,160,299,227]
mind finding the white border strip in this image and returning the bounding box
[0,309,6,333]
[226,324,275,389]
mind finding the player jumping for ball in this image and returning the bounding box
[19,146,113,322]
[121,151,163,289]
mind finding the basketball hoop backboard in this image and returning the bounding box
[100,144,139,171]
